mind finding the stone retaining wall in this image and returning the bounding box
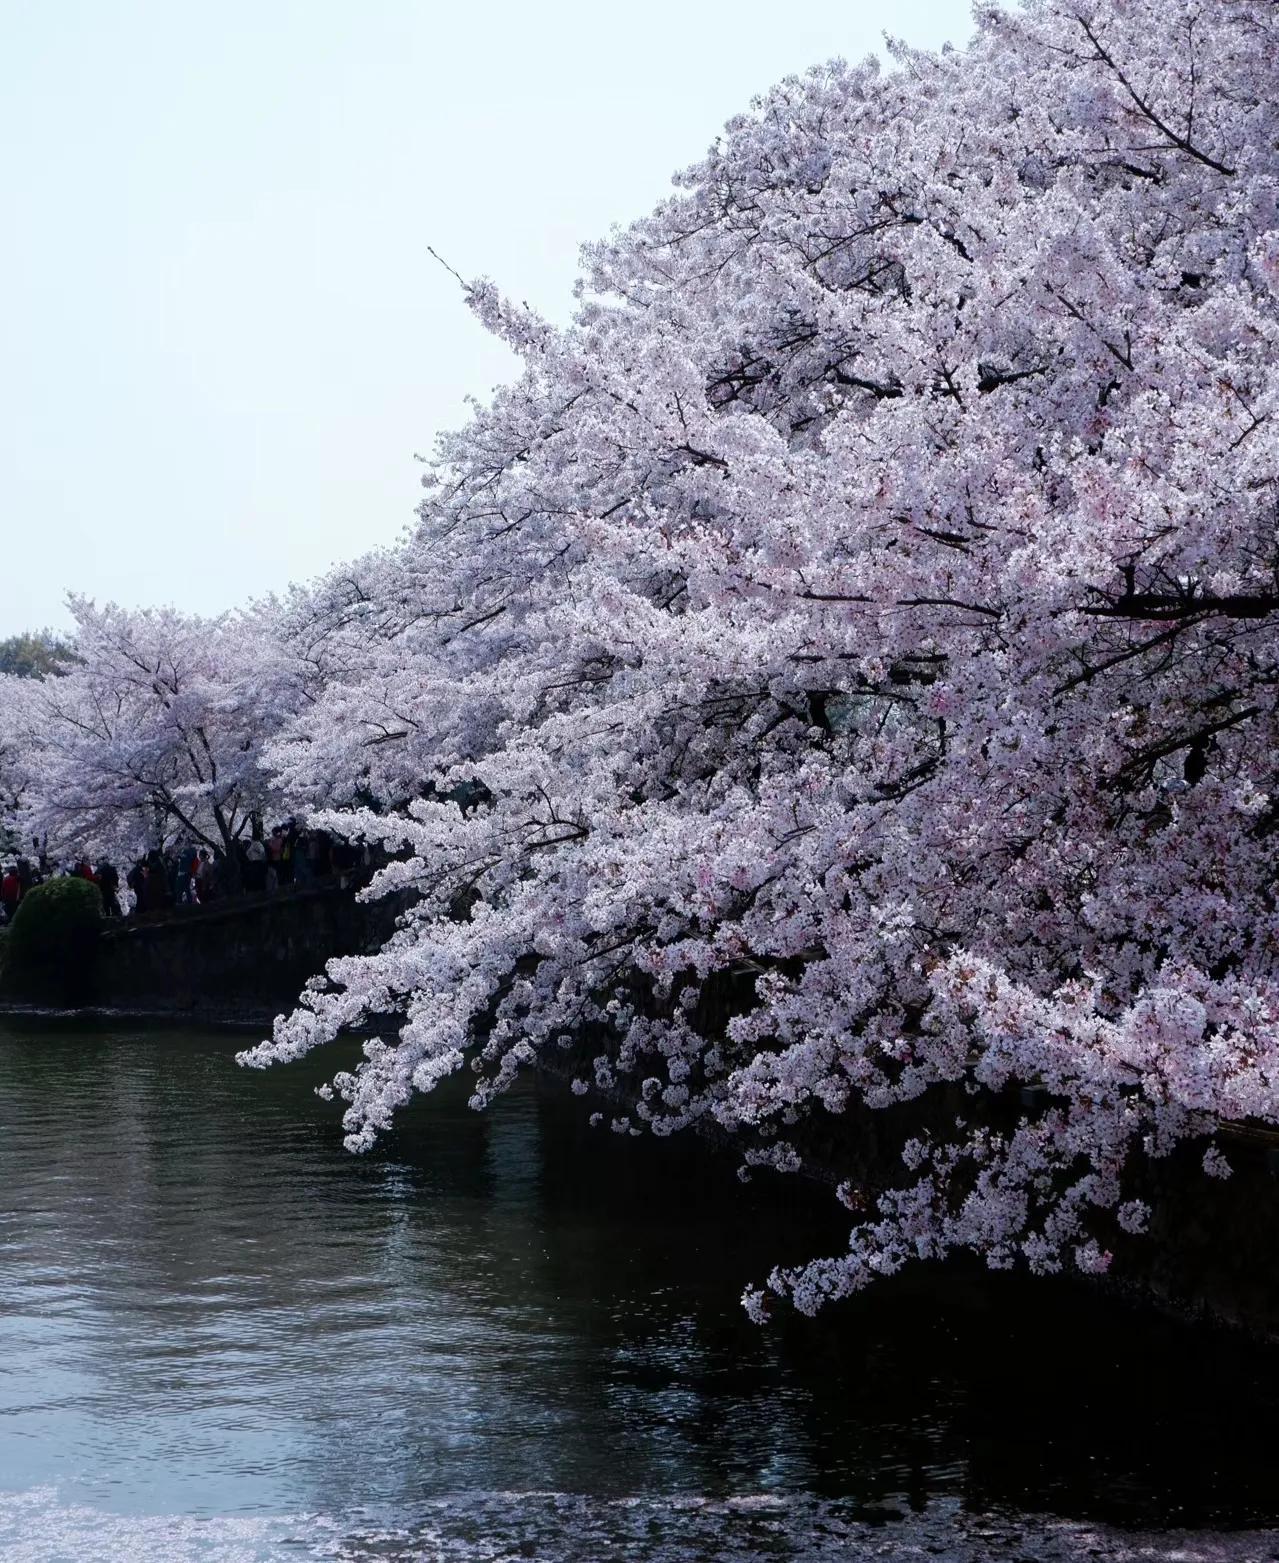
[92,884,403,1020]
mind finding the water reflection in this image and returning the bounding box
[0,1018,1277,1530]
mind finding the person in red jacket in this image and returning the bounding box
[0,866,20,923]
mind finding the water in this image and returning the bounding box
[2,1018,1279,1560]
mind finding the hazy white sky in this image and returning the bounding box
[2,0,975,637]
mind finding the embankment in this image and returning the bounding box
[91,884,402,1023]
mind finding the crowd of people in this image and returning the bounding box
[0,823,372,925]
[0,852,50,924]
[0,850,120,923]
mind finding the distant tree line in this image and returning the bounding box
[0,631,77,681]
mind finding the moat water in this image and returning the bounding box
[1,1017,1278,1560]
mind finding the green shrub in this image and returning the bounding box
[4,876,102,1002]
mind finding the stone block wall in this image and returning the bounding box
[94,884,403,1021]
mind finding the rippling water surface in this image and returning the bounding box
[2,1017,1278,1560]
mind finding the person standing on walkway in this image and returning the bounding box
[97,862,121,917]
[0,865,20,924]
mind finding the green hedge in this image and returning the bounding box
[4,876,102,1002]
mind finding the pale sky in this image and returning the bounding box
[2,0,975,638]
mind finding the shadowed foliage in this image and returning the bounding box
[4,876,101,1002]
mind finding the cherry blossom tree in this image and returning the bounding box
[0,675,42,858]
[251,0,1279,1306]
[13,598,307,868]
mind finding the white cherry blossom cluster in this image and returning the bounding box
[3,597,309,863]
[243,0,1279,1309]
